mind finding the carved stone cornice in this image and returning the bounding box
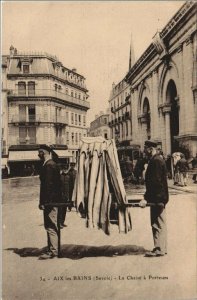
[177,42,183,53]
[185,35,193,46]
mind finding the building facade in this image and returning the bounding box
[2,47,90,175]
[89,110,110,139]
[1,56,9,166]
[108,80,132,144]
[123,1,197,157]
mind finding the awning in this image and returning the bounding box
[118,145,140,151]
[53,149,73,158]
[8,151,40,161]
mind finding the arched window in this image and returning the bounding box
[18,82,26,96]
[28,81,35,96]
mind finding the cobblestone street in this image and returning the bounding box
[2,177,197,300]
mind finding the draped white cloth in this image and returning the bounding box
[72,137,132,235]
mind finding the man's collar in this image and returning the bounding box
[43,158,51,166]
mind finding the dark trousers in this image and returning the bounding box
[60,206,67,225]
[43,207,59,256]
[150,206,167,254]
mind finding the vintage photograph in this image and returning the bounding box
[1,1,197,299]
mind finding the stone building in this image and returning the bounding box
[108,80,131,143]
[89,110,110,139]
[124,1,197,157]
[2,47,90,176]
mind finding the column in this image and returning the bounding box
[163,105,171,155]
[26,105,28,122]
[184,35,194,133]
[140,115,147,145]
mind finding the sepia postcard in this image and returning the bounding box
[1,1,197,300]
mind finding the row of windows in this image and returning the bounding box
[18,126,86,145]
[20,62,85,89]
[111,92,129,109]
[71,113,86,126]
[16,104,86,126]
[18,81,35,96]
[17,81,87,101]
[54,84,86,100]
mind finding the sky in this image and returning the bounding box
[2,1,185,125]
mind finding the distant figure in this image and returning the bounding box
[191,154,197,183]
[134,153,146,184]
[60,165,70,228]
[176,154,189,187]
[31,164,36,176]
[165,155,172,179]
[38,145,62,260]
[120,158,127,182]
[67,162,77,210]
[124,156,133,183]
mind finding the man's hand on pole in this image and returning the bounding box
[39,204,45,210]
[139,199,147,208]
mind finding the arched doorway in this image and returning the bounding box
[166,80,179,153]
[143,98,151,140]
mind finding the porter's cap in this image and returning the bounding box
[144,140,158,148]
[38,144,52,153]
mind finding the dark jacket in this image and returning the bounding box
[144,154,169,205]
[67,167,77,199]
[39,159,61,205]
[60,172,70,202]
[177,158,189,173]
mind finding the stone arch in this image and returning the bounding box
[159,60,180,106]
[138,81,151,115]
[166,79,179,153]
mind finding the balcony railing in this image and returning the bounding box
[18,138,37,145]
[8,89,90,109]
[10,115,68,124]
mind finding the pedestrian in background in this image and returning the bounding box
[191,153,197,183]
[38,145,61,260]
[60,164,70,228]
[166,154,172,179]
[67,162,77,210]
[139,140,169,257]
[134,153,146,184]
[176,153,189,186]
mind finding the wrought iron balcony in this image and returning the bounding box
[10,115,68,125]
[8,89,90,109]
[10,115,41,124]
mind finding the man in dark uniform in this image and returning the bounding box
[139,140,169,257]
[38,145,61,260]
[66,162,76,211]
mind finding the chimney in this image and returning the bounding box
[72,68,77,73]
